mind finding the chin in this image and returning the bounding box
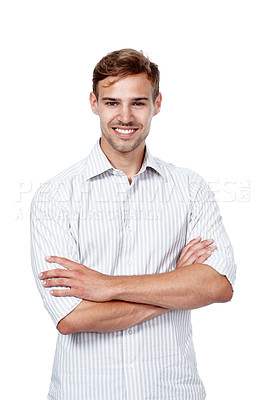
[104,134,145,154]
[112,141,141,153]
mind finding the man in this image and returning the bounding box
[31,48,236,400]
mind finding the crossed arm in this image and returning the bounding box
[38,237,233,335]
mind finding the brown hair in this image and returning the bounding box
[92,48,160,102]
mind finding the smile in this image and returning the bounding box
[114,128,137,134]
[112,127,139,138]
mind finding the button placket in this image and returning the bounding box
[119,179,140,400]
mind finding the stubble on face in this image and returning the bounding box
[100,121,149,154]
[95,73,159,156]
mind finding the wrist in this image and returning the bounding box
[106,275,124,301]
[108,275,128,301]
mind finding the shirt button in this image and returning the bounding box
[128,330,132,335]
[129,364,133,370]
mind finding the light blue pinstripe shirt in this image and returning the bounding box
[31,139,236,399]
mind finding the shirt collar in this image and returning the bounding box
[84,139,113,180]
[138,146,166,180]
[84,139,166,181]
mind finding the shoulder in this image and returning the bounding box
[32,157,89,205]
[152,155,200,184]
[48,157,89,185]
[152,156,211,199]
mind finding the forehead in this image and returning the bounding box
[97,73,153,99]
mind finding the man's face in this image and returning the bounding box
[90,73,162,155]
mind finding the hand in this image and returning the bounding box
[176,237,216,269]
[39,256,113,301]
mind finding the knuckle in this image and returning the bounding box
[188,256,197,264]
[194,243,207,252]
[195,243,204,250]
[197,257,206,264]
[75,270,84,278]
[203,239,214,245]
[197,248,209,257]
[58,278,66,286]
[70,288,78,298]
[69,271,77,280]
[52,289,63,297]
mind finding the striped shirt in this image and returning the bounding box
[30,139,236,400]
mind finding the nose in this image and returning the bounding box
[118,105,133,124]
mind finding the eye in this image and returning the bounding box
[133,102,145,107]
[106,102,118,106]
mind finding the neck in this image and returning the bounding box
[100,138,145,183]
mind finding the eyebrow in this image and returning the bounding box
[101,97,150,102]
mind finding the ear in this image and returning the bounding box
[89,92,99,115]
[153,92,162,116]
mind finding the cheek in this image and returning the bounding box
[99,111,113,127]
[143,113,153,127]
[101,110,116,125]
[136,110,152,126]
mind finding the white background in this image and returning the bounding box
[1,0,265,399]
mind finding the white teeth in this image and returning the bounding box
[115,128,135,134]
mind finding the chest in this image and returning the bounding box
[74,175,190,274]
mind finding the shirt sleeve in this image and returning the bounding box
[30,182,82,326]
[186,172,237,287]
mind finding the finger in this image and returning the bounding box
[185,245,216,265]
[189,239,214,252]
[196,251,214,264]
[183,237,202,252]
[50,288,76,297]
[184,245,216,265]
[178,237,201,261]
[39,268,74,280]
[180,239,214,264]
[45,256,81,270]
[42,278,72,288]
